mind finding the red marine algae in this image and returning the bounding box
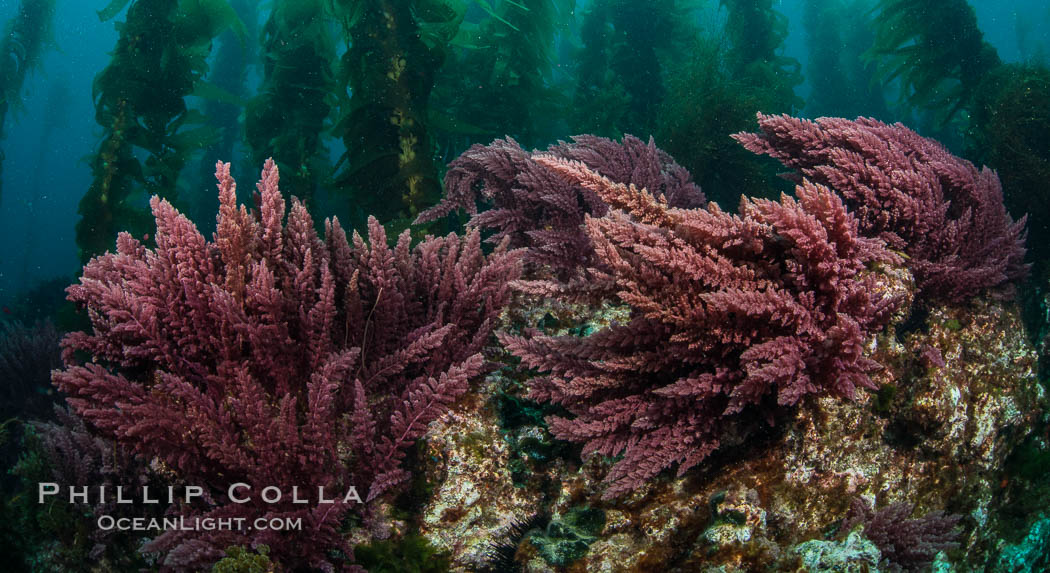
[734,113,1028,303]
[501,156,902,498]
[54,160,521,570]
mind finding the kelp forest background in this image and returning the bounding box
[0,0,1047,298]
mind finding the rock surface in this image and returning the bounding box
[418,281,1045,571]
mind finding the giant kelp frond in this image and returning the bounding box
[719,0,801,105]
[720,0,789,72]
[968,63,1050,266]
[246,0,335,205]
[657,0,800,207]
[77,0,239,262]
[431,0,572,149]
[186,0,257,231]
[657,36,794,207]
[175,0,248,41]
[414,0,470,49]
[1,0,55,90]
[867,0,1000,123]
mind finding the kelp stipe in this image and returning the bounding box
[246,0,333,209]
[76,0,241,262]
[329,0,461,233]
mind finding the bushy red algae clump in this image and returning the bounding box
[55,160,521,570]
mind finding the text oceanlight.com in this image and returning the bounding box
[97,516,302,532]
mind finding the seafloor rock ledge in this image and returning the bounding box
[418,270,1045,572]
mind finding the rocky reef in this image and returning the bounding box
[417,263,1045,571]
